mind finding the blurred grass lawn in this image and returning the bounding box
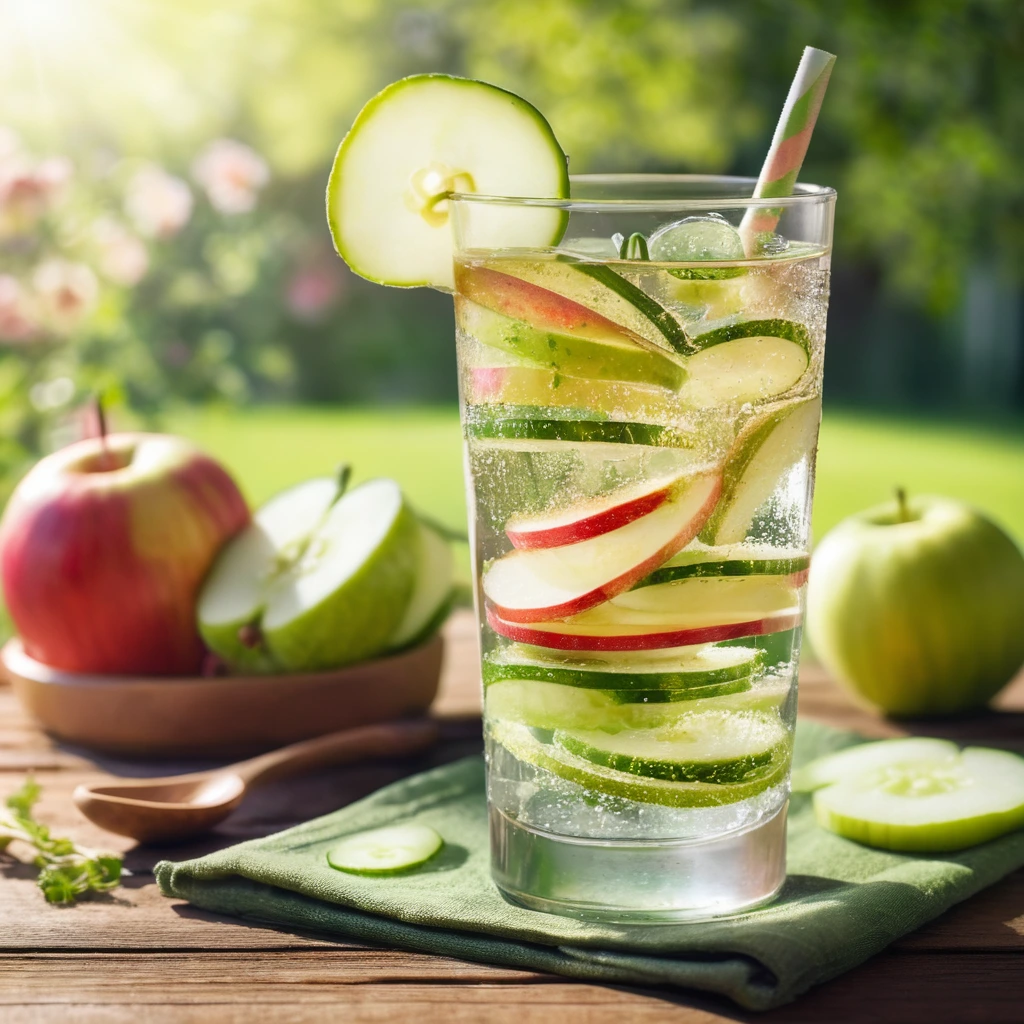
[170,405,1024,556]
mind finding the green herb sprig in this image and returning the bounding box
[0,778,122,904]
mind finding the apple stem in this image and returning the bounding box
[92,394,115,470]
[895,487,910,523]
[330,463,352,508]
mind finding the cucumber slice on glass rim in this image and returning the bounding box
[493,720,789,808]
[327,75,569,290]
[634,543,810,588]
[482,642,763,691]
[326,824,444,875]
[802,740,1024,852]
[682,319,811,408]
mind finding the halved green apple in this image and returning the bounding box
[199,477,419,672]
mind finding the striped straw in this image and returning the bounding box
[740,46,836,254]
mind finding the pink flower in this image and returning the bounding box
[33,260,98,331]
[0,153,72,232]
[0,276,39,343]
[92,217,149,286]
[124,165,193,239]
[286,264,344,322]
[192,139,269,215]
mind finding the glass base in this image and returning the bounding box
[489,800,788,923]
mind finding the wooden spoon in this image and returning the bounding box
[72,719,439,844]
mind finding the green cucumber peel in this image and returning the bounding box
[634,546,810,587]
[466,405,695,448]
[690,318,811,356]
[494,721,790,808]
[483,644,763,691]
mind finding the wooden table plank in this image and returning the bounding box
[2,610,1023,1024]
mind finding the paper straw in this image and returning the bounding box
[740,46,836,253]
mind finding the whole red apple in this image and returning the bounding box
[0,433,249,675]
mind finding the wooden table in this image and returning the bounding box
[3,611,1023,1023]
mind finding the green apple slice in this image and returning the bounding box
[458,298,685,390]
[483,642,762,691]
[634,543,809,588]
[262,479,418,671]
[388,520,454,650]
[809,743,1024,853]
[493,720,789,808]
[700,396,822,545]
[327,75,568,290]
[681,319,811,408]
[464,256,690,354]
[327,824,444,875]
[198,477,341,672]
[465,404,696,448]
[485,677,754,732]
[554,711,790,785]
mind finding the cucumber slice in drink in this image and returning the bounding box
[792,737,960,793]
[494,720,788,808]
[466,405,695,448]
[458,298,685,390]
[700,396,822,545]
[682,319,811,408]
[634,543,810,587]
[327,75,568,290]
[483,642,763,690]
[326,824,444,875]
[470,256,690,354]
[810,743,1024,853]
[485,677,753,732]
[555,711,791,785]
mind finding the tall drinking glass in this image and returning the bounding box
[449,175,835,921]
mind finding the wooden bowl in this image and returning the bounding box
[1,636,444,757]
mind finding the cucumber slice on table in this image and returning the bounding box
[483,643,763,691]
[682,319,811,408]
[555,711,791,785]
[467,256,690,355]
[803,740,1024,852]
[327,75,568,290]
[326,824,444,874]
[700,396,822,545]
[458,298,685,390]
[634,543,810,587]
[494,721,789,808]
[485,677,754,732]
[466,405,695,448]
[792,737,959,793]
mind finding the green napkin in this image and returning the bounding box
[156,721,1024,1010]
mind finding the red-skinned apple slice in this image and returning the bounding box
[505,469,691,550]
[483,469,721,623]
[487,575,801,652]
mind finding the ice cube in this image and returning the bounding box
[648,213,744,263]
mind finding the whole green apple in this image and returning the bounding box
[806,492,1024,716]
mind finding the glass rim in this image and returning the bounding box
[449,173,836,211]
